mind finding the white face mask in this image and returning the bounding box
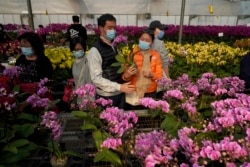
[21,47,33,57]
[73,50,85,58]
[157,31,165,39]
[138,40,150,50]
[106,29,116,41]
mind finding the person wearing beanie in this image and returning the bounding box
[148,20,170,79]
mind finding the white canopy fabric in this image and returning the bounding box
[0,0,249,27]
[0,0,249,15]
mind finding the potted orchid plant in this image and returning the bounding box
[132,72,250,166]
[71,84,140,166]
[40,111,83,167]
[2,66,83,166]
[111,35,137,73]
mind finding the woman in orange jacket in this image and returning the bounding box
[123,30,163,101]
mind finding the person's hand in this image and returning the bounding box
[143,70,154,78]
[123,66,137,79]
[120,82,135,93]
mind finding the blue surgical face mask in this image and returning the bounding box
[73,50,84,58]
[157,30,165,39]
[106,29,116,41]
[138,40,151,50]
[21,47,33,57]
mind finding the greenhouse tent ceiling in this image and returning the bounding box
[0,0,249,16]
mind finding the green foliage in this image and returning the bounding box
[0,139,37,165]
[2,139,30,153]
[80,123,97,130]
[93,130,108,151]
[43,141,84,160]
[160,114,181,137]
[0,110,39,166]
[94,148,122,166]
[111,51,137,74]
[53,67,73,82]
[71,110,88,118]
[71,110,123,166]
[13,124,35,138]
[115,54,127,63]
[18,113,39,122]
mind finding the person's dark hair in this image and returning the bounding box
[70,37,86,52]
[18,32,45,57]
[72,15,80,23]
[38,24,44,28]
[149,20,168,30]
[97,13,116,27]
[0,24,4,30]
[140,29,155,41]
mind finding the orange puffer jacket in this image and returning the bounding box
[129,46,163,93]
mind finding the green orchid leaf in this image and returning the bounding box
[0,129,15,143]
[128,53,135,64]
[93,130,105,151]
[94,150,105,162]
[8,139,30,148]
[117,66,125,74]
[2,145,17,154]
[22,142,38,152]
[46,99,61,110]
[18,113,38,122]
[13,124,35,138]
[0,150,30,164]
[71,111,88,118]
[13,123,35,137]
[115,55,126,63]
[2,139,32,154]
[94,149,122,166]
[160,114,180,137]
[80,123,97,130]
[13,85,20,92]
[104,149,122,166]
[111,62,122,67]
[195,132,217,144]
[199,107,213,118]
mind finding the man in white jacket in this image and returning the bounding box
[149,20,170,78]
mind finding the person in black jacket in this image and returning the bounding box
[0,24,7,43]
[87,13,135,109]
[67,15,88,51]
[15,32,53,83]
[239,52,250,90]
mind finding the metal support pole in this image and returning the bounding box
[178,0,186,44]
[27,0,34,30]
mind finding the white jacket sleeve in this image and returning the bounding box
[87,47,121,92]
[153,39,169,69]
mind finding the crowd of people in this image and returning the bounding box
[1,13,249,111]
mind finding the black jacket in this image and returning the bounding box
[239,52,250,89]
[92,38,123,84]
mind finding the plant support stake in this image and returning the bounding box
[27,0,34,30]
[178,0,186,45]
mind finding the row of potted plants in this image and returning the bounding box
[0,68,85,166]
[2,23,250,44]
[1,40,249,80]
[1,47,250,166]
[67,72,250,166]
